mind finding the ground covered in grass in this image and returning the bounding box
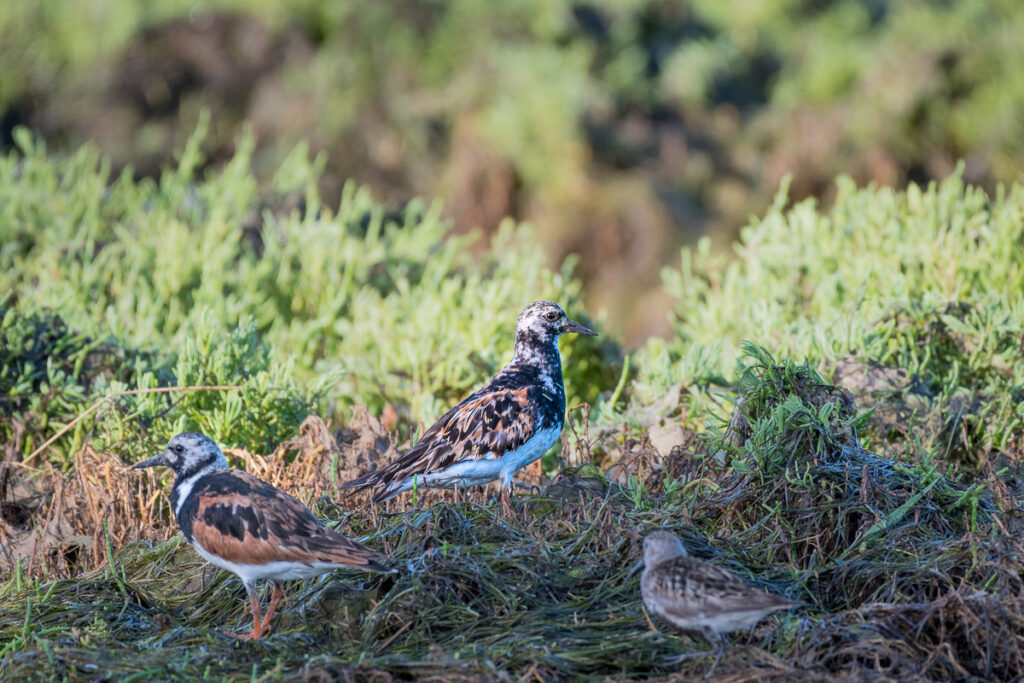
[4,349,1024,680]
[3,134,1024,680]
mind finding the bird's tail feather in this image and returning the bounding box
[339,468,415,505]
[337,470,379,497]
[370,479,409,504]
[323,538,394,574]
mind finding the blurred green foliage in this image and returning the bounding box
[0,124,613,465]
[3,119,1022,469]
[638,170,1024,461]
[2,1,1023,336]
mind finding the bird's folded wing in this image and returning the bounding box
[342,386,540,492]
[654,557,793,618]
[190,471,388,571]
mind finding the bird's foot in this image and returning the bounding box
[227,626,265,641]
[703,632,729,679]
[231,584,266,640]
[499,486,520,519]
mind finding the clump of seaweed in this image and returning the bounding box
[681,343,1024,679]
[699,344,999,569]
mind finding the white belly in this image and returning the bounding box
[192,542,339,585]
[396,425,561,493]
[655,604,783,634]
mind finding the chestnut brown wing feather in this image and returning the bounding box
[341,386,539,494]
[188,470,388,571]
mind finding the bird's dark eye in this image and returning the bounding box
[544,310,559,321]
[172,444,185,454]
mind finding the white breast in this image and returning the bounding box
[396,425,562,493]
[496,425,561,482]
[191,542,341,585]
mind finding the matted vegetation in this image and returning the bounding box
[3,135,1024,680]
[4,348,1023,680]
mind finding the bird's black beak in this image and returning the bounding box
[132,451,170,470]
[627,558,644,579]
[564,316,597,336]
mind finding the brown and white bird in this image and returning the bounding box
[636,531,801,644]
[132,432,390,640]
[340,300,596,513]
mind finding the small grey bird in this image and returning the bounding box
[635,531,801,658]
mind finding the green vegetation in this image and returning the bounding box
[633,171,1024,464]
[4,2,1024,679]
[3,1,1024,330]
[1,123,613,465]
[2,129,1024,679]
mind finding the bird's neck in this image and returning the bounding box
[510,332,562,375]
[170,457,227,518]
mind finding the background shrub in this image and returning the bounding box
[0,125,615,465]
[631,171,1024,462]
[3,1,1023,336]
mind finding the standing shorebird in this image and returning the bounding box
[340,300,596,513]
[132,432,390,640]
[635,531,801,666]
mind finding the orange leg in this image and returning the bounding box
[259,583,286,634]
[500,484,513,518]
[229,582,264,640]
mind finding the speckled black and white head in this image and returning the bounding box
[511,301,596,366]
[132,432,229,515]
[643,530,689,568]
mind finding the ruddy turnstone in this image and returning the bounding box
[132,432,390,640]
[635,531,800,656]
[340,300,596,513]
